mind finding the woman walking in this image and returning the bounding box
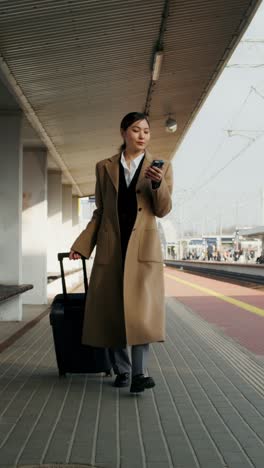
[70,112,173,393]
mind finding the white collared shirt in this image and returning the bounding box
[120,151,145,187]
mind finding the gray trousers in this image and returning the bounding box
[109,344,149,377]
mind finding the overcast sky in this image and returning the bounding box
[170,1,264,236]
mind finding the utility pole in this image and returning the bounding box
[219,210,222,252]
[234,201,244,228]
[235,201,239,228]
[261,188,264,225]
[219,211,223,236]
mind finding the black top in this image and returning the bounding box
[118,156,144,263]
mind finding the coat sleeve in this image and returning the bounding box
[151,161,173,218]
[70,163,103,258]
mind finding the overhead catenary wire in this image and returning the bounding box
[227,63,264,68]
[252,86,264,100]
[180,85,264,203]
[172,130,263,236]
[185,133,263,199]
[173,34,264,235]
[185,86,255,192]
[241,39,264,43]
[227,38,264,68]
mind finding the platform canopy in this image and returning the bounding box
[239,226,264,238]
[0,0,261,196]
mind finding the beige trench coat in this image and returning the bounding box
[71,150,173,347]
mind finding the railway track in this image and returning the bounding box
[164,260,264,289]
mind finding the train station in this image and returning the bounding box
[1,1,264,467]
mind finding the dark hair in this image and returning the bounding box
[119,112,150,152]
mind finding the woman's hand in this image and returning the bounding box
[145,165,163,184]
[69,250,81,260]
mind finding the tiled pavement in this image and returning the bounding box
[1,297,264,468]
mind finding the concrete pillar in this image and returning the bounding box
[72,196,81,243]
[22,148,47,304]
[62,185,72,223]
[47,170,62,275]
[0,111,23,320]
[62,184,72,249]
[62,185,76,265]
[72,196,79,227]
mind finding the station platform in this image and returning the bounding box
[1,267,264,468]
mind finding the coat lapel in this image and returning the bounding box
[106,150,154,191]
[105,153,120,191]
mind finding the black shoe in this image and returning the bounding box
[130,374,155,393]
[113,373,130,388]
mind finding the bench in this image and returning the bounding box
[0,284,33,303]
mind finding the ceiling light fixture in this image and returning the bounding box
[152,51,164,81]
[165,116,177,133]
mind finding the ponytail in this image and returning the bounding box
[119,142,126,153]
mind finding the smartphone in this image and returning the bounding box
[150,160,164,189]
[151,159,164,169]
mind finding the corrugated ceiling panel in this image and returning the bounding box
[0,0,261,195]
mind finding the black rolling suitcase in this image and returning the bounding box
[50,252,111,377]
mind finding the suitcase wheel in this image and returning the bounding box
[104,369,112,377]
[59,369,66,377]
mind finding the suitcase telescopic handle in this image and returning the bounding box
[57,252,88,298]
